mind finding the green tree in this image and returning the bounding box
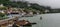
[0,12,5,17]
[0,0,10,4]
[0,7,7,10]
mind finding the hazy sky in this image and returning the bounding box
[11,0,60,9]
[25,0,60,9]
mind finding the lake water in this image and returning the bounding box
[8,14,41,27]
[19,15,41,27]
[8,13,60,27]
[19,13,60,27]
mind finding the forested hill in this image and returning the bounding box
[0,0,51,11]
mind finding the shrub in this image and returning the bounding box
[0,7,7,10]
[0,12,5,17]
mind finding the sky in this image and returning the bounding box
[25,0,60,9]
[11,0,60,9]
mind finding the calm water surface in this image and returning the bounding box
[19,13,60,27]
[19,15,42,27]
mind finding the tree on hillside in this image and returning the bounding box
[0,12,5,17]
[30,3,40,10]
[0,0,10,4]
[29,3,46,10]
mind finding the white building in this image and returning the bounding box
[45,9,49,13]
[0,4,4,7]
[0,10,5,13]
